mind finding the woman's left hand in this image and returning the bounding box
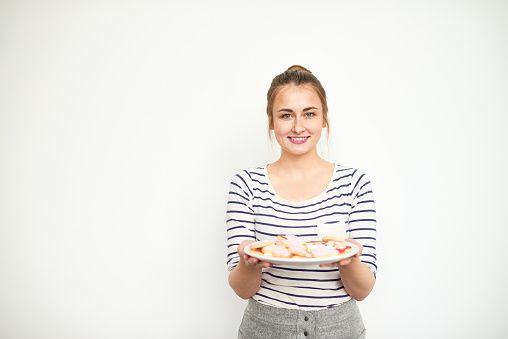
[319,238,363,268]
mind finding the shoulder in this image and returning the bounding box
[231,166,266,182]
[335,164,371,176]
[333,164,373,187]
[230,166,267,190]
[334,164,363,179]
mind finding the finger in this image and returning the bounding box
[248,257,260,265]
[260,261,271,268]
[338,258,352,266]
[320,263,339,268]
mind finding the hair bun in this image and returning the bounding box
[287,65,312,73]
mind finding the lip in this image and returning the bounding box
[288,136,310,144]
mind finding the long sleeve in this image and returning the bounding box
[348,170,377,277]
[226,170,256,272]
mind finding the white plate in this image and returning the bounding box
[244,242,359,266]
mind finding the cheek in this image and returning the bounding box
[309,121,324,133]
[273,123,291,135]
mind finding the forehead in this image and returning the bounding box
[273,84,322,109]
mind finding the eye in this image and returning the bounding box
[281,113,292,119]
[305,112,316,117]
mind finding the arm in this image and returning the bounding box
[228,240,271,299]
[226,171,270,299]
[337,239,375,301]
[321,170,377,301]
[338,259,375,301]
[343,170,377,300]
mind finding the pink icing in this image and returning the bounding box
[288,244,307,256]
[272,248,292,257]
[263,244,285,252]
[284,234,299,242]
[311,246,339,257]
[281,238,300,247]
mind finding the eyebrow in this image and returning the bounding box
[277,107,319,113]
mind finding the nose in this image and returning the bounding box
[292,117,305,134]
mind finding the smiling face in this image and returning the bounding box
[270,84,326,157]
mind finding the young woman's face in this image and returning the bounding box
[271,84,326,157]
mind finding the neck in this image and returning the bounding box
[274,149,326,172]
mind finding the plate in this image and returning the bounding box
[244,242,359,266]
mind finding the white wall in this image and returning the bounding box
[1,1,507,338]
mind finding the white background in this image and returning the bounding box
[1,1,507,338]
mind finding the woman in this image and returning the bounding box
[226,65,377,338]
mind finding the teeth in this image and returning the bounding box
[291,137,307,141]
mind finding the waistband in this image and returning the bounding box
[245,298,359,326]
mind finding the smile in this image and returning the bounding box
[288,136,310,144]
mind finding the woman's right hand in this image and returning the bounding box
[238,240,272,269]
[229,240,271,299]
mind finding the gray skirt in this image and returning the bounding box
[238,298,365,339]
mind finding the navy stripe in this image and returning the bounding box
[226,225,247,232]
[264,272,341,283]
[254,211,348,222]
[255,229,317,238]
[351,171,364,193]
[228,191,249,202]
[227,218,255,225]
[362,253,376,260]
[254,193,352,210]
[326,183,351,193]
[271,266,338,274]
[348,219,376,224]
[358,181,371,192]
[260,285,347,300]
[252,178,269,186]
[236,172,253,196]
[262,279,344,291]
[335,167,352,173]
[253,187,276,196]
[353,236,376,241]
[253,202,351,215]
[230,181,249,197]
[227,202,254,213]
[362,261,378,270]
[357,190,373,199]
[253,221,318,229]
[333,173,353,182]
[350,209,376,215]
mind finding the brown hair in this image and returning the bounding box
[266,65,329,132]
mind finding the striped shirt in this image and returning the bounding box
[226,164,377,310]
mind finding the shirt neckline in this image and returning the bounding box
[262,163,338,206]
